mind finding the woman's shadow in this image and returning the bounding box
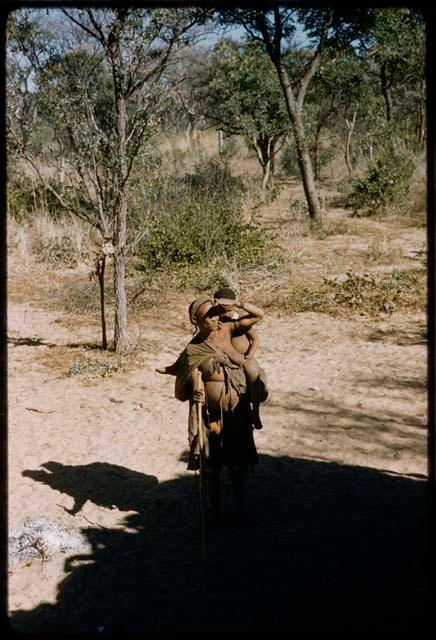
[11,454,429,633]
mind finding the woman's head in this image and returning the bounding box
[189,296,220,334]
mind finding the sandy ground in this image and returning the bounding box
[6,180,429,632]
[7,299,428,632]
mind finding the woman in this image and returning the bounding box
[175,295,264,526]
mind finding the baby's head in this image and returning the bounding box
[213,287,238,317]
[214,287,236,300]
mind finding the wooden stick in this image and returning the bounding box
[195,370,208,581]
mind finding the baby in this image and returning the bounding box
[210,288,264,429]
[213,287,259,362]
[157,288,265,429]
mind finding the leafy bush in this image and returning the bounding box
[135,160,269,271]
[347,150,415,215]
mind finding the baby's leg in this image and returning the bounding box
[241,359,264,430]
[241,358,260,383]
[209,419,223,435]
[156,362,178,375]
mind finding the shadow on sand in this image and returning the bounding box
[10,454,428,632]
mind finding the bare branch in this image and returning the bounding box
[61,10,103,44]
[9,123,101,230]
[126,36,177,97]
[85,8,109,47]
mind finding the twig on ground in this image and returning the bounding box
[81,515,109,529]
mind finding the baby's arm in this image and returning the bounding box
[244,328,259,360]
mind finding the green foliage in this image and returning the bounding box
[168,261,238,292]
[347,150,415,215]
[204,39,289,187]
[207,39,289,140]
[136,160,269,272]
[281,137,336,179]
[35,234,83,267]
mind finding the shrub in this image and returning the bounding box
[347,150,415,215]
[135,159,269,272]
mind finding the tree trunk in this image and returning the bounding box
[416,81,426,147]
[95,254,107,350]
[345,111,357,178]
[59,157,65,195]
[313,124,322,182]
[185,119,192,147]
[252,135,273,191]
[218,129,224,154]
[292,113,323,221]
[274,62,323,221]
[112,92,129,353]
[113,244,128,352]
[261,157,271,191]
[380,64,393,123]
[270,148,275,177]
[110,16,130,353]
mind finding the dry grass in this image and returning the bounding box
[36,342,144,380]
[8,213,95,269]
[259,268,425,316]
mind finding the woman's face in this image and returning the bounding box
[196,301,220,333]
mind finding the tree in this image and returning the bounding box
[202,40,289,190]
[218,8,337,221]
[7,7,204,352]
[308,50,374,178]
[361,8,426,148]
